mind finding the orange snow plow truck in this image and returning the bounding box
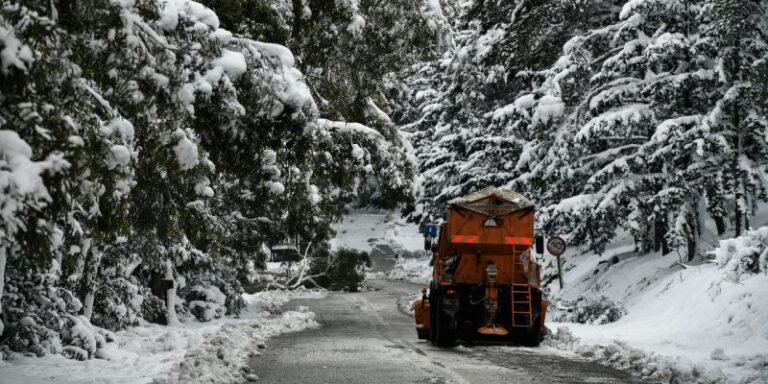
[414,188,547,347]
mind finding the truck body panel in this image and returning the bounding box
[414,188,547,346]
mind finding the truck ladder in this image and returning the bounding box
[511,284,532,327]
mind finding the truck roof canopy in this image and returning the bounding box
[448,187,534,215]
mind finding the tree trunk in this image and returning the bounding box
[0,247,7,336]
[654,216,670,255]
[165,261,179,326]
[78,239,102,321]
[714,216,726,236]
[686,235,696,262]
[732,104,744,237]
[291,0,304,63]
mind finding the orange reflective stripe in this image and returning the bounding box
[506,236,533,245]
[452,235,479,243]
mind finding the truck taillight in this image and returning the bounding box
[446,289,457,297]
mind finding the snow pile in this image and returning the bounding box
[711,226,768,281]
[543,327,718,384]
[161,306,319,384]
[397,291,422,317]
[0,289,325,384]
[544,229,768,384]
[548,293,626,325]
[388,256,431,285]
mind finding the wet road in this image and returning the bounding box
[247,279,642,384]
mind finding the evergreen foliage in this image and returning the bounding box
[398,0,768,263]
[0,0,445,358]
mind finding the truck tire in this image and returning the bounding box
[521,290,543,347]
[434,299,456,348]
[428,282,436,343]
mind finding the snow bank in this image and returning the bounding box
[544,229,768,384]
[388,256,432,285]
[330,209,423,253]
[1,289,325,384]
[711,226,768,282]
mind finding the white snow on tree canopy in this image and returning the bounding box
[100,117,135,142]
[308,184,322,206]
[0,130,67,241]
[619,0,684,21]
[576,104,652,142]
[248,41,316,114]
[317,119,383,139]
[351,144,365,160]
[0,25,34,75]
[0,130,55,198]
[268,181,285,195]
[107,145,132,169]
[532,95,565,126]
[172,129,199,170]
[211,49,247,80]
[158,0,220,30]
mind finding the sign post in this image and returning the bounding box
[546,236,567,289]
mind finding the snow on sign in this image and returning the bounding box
[546,236,566,257]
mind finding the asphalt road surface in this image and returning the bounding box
[248,279,642,384]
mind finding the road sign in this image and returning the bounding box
[546,236,567,289]
[546,236,566,257]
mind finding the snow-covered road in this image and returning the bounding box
[248,279,640,384]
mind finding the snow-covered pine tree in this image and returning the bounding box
[695,0,768,237]
[1,0,428,359]
[396,0,619,222]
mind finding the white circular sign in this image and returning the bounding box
[547,236,566,257]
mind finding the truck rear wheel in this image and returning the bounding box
[520,290,543,346]
[434,299,456,348]
[428,282,436,343]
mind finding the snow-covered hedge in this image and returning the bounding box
[549,293,627,325]
[712,226,768,282]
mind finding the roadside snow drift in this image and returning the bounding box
[545,227,768,384]
[0,289,324,384]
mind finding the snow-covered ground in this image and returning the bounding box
[330,208,427,282]
[0,289,325,384]
[389,256,432,285]
[545,241,768,383]
[385,218,768,384]
[330,209,424,254]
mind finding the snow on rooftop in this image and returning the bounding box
[447,187,534,209]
